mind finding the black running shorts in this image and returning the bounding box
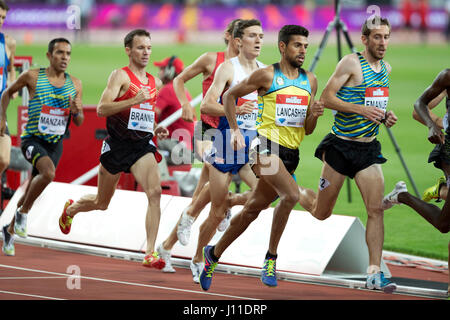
[21,136,63,176]
[315,133,387,179]
[251,135,300,175]
[427,134,450,170]
[100,136,159,175]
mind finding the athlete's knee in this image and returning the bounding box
[436,221,450,234]
[144,185,162,202]
[0,157,9,173]
[279,189,300,206]
[366,204,384,219]
[39,167,56,183]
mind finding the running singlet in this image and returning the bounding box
[212,57,265,164]
[0,33,9,95]
[22,68,76,143]
[256,63,311,150]
[201,52,225,129]
[106,66,157,142]
[332,52,390,138]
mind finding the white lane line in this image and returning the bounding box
[0,276,67,280]
[0,290,66,300]
[0,264,259,300]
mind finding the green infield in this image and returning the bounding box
[7,41,449,260]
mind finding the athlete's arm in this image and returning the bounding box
[200,61,232,117]
[97,69,153,117]
[320,54,385,124]
[70,76,84,127]
[0,69,36,135]
[412,90,446,129]
[414,69,450,144]
[173,52,214,122]
[223,67,272,150]
[304,71,324,135]
[6,35,16,92]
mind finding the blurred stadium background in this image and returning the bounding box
[3,0,450,260]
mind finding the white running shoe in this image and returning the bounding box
[177,207,195,246]
[2,225,15,256]
[217,209,231,232]
[382,181,408,210]
[14,210,28,238]
[157,243,175,273]
[365,272,397,293]
[190,259,203,284]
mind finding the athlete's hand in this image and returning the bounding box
[383,110,397,128]
[236,100,257,115]
[135,87,157,105]
[181,102,195,122]
[230,128,246,150]
[69,94,82,115]
[311,100,324,118]
[155,125,169,140]
[361,106,385,125]
[428,122,445,145]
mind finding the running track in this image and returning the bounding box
[0,243,447,302]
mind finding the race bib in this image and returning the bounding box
[236,98,258,130]
[128,102,155,133]
[275,94,308,127]
[364,87,389,113]
[38,105,70,135]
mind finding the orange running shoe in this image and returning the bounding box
[142,252,166,269]
[59,199,74,234]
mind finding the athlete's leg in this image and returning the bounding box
[256,155,299,256]
[354,164,385,271]
[66,164,120,217]
[0,134,11,174]
[193,162,232,263]
[310,159,346,220]
[17,155,56,214]
[396,169,450,233]
[214,176,277,258]
[131,152,163,255]
[161,180,212,251]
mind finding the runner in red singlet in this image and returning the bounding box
[57,29,169,269]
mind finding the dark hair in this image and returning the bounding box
[48,38,71,54]
[361,16,391,37]
[233,19,262,39]
[0,1,9,11]
[124,29,151,48]
[224,18,242,45]
[278,25,309,46]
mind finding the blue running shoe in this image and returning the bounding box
[366,272,397,293]
[261,257,277,287]
[199,245,218,291]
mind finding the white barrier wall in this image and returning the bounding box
[0,182,390,278]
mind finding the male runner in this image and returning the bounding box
[308,17,398,293]
[156,19,242,273]
[0,0,16,182]
[191,19,265,283]
[58,29,169,269]
[199,24,324,290]
[1,38,83,256]
[382,68,450,293]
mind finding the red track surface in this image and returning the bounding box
[0,243,446,301]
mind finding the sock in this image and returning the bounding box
[367,265,380,274]
[265,251,278,260]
